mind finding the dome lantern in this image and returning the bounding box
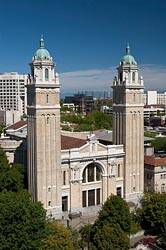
[34,36,52,61]
[121,43,137,65]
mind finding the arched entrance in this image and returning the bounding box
[82,162,103,208]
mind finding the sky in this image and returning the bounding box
[0,0,165,94]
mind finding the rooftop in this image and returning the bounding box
[6,120,27,131]
[144,155,166,167]
[61,135,86,150]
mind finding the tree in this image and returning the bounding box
[0,147,24,192]
[0,123,5,136]
[138,193,166,233]
[0,190,47,249]
[79,196,131,250]
[61,111,112,131]
[79,224,93,249]
[144,131,157,138]
[95,195,131,233]
[0,147,9,166]
[43,221,74,250]
[151,138,166,153]
[92,223,129,250]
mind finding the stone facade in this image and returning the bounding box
[61,136,124,223]
[26,40,145,221]
[27,38,62,218]
[144,155,166,193]
[112,45,144,203]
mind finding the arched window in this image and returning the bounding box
[45,68,49,81]
[82,163,102,183]
[82,163,102,208]
[132,72,135,82]
[46,94,49,103]
[117,164,120,177]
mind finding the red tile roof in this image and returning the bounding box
[6,120,27,131]
[144,155,166,167]
[61,135,86,150]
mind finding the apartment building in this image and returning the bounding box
[0,72,27,125]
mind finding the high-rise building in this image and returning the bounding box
[144,91,166,106]
[112,44,144,202]
[0,72,27,124]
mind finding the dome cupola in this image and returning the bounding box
[34,36,51,61]
[121,44,137,65]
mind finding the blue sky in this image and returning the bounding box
[0,0,165,93]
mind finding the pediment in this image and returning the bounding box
[79,141,107,154]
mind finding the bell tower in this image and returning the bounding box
[112,44,144,202]
[27,37,62,217]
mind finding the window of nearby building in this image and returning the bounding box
[117,187,122,197]
[117,164,120,177]
[45,68,49,81]
[82,188,101,208]
[82,191,86,207]
[132,72,135,82]
[161,174,166,179]
[161,184,165,193]
[88,165,94,182]
[63,171,66,185]
[46,94,49,103]
[82,163,102,183]
[96,188,101,205]
[62,196,68,212]
[88,189,95,206]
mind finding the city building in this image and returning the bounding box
[144,91,166,106]
[0,72,27,125]
[144,106,165,119]
[64,94,94,114]
[144,155,166,193]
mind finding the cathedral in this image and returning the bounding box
[27,38,144,223]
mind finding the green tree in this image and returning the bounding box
[79,224,93,249]
[92,223,129,250]
[61,111,112,131]
[95,195,131,233]
[0,148,24,192]
[138,193,166,233]
[0,123,5,136]
[43,221,74,250]
[144,131,157,138]
[79,196,131,250]
[151,137,166,152]
[0,190,46,250]
[0,147,9,166]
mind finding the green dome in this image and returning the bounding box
[121,44,137,65]
[34,37,51,61]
